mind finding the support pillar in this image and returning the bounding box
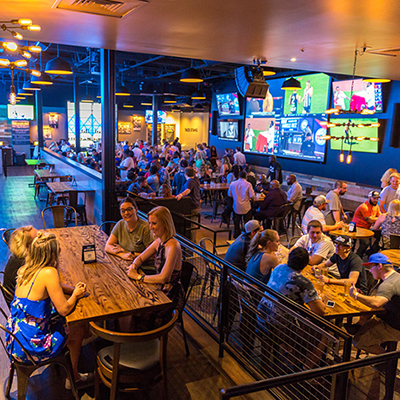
[73,76,81,153]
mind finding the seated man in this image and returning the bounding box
[316,236,368,294]
[128,176,155,195]
[224,220,262,272]
[292,220,336,269]
[351,253,400,354]
[286,174,303,211]
[302,195,344,234]
[352,190,381,258]
[254,180,287,228]
[255,174,270,195]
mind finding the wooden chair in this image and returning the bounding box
[0,271,13,312]
[89,310,179,400]
[179,261,199,356]
[287,235,301,249]
[1,227,15,248]
[0,307,79,400]
[46,175,72,206]
[67,191,88,225]
[99,221,117,235]
[265,204,293,242]
[41,205,78,229]
[390,234,400,249]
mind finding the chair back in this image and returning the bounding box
[0,272,13,311]
[1,228,15,248]
[345,211,354,222]
[59,175,72,182]
[287,236,301,249]
[198,237,217,255]
[89,309,178,344]
[42,205,77,229]
[99,221,117,235]
[390,234,400,249]
[180,261,199,300]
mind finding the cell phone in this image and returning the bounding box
[326,300,335,308]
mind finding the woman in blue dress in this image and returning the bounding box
[6,232,88,384]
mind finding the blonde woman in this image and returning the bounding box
[374,199,400,249]
[380,168,398,189]
[127,206,184,329]
[220,156,232,178]
[6,232,88,384]
[245,229,280,284]
[3,226,37,307]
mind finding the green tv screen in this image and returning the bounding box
[329,119,379,153]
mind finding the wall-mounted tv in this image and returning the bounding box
[216,92,240,116]
[329,118,379,153]
[217,119,239,141]
[7,104,35,120]
[243,114,327,163]
[245,73,331,118]
[145,110,167,124]
[332,79,383,113]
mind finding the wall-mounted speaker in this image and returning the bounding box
[235,66,269,99]
[209,111,218,136]
[390,103,400,148]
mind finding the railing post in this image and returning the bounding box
[219,264,229,358]
[333,334,352,400]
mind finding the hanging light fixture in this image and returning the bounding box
[115,84,130,96]
[171,105,180,112]
[123,103,134,108]
[180,67,203,83]
[141,101,152,106]
[191,92,206,100]
[363,77,391,83]
[31,72,53,85]
[23,80,40,91]
[45,44,73,75]
[281,77,302,90]
[0,18,41,40]
[164,95,176,104]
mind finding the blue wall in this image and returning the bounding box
[209,79,400,187]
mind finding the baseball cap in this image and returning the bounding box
[334,235,353,247]
[362,253,392,266]
[368,190,380,199]
[245,220,261,233]
[314,195,330,206]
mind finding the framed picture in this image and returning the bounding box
[133,115,142,131]
[118,122,132,135]
[48,113,59,129]
[164,124,175,143]
[43,125,52,139]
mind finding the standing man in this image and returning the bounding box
[288,91,300,114]
[244,123,255,151]
[225,220,262,272]
[379,173,400,213]
[351,253,400,354]
[352,190,381,258]
[233,147,246,167]
[228,171,255,238]
[300,133,315,157]
[292,220,335,266]
[286,174,303,211]
[176,167,201,217]
[118,150,136,181]
[316,236,368,294]
[302,80,313,113]
[324,180,348,225]
[302,195,344,234]
[266,155,283,184]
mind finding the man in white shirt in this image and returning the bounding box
[286,174,303,211]
[228,170,255,238]
[379,173,400,213]
[119,150,136,181]
[233,147,246,167]
[302,195,344,234]
[132,144,142,163]
[292,220,335,266]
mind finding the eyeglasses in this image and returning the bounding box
[120,207,135,214]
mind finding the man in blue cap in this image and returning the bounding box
[350,253,400,354]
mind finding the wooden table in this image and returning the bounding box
[381,249,400,268]
[34,169,68,180]
[201,183,230,191]
[25,159,54,167]
[330,227,374,239]
[302,265,382,322]
[46,225,171,325]
[46,181,96,194]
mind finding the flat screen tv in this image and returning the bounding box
[217,119,239,141]
[332,79,383,113]
[7,104,34,120]
[216,92,240,116]
[243,114,327,163]
[145,110,167,124]
[329,118,379,153]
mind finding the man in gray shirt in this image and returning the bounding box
[286,174,303,211]
[324,180,348,225]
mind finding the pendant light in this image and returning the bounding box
[281,77,302,90]
[180,67,203,83]
[23,80,40,91]
[31,72,53,85]
[45,44,73,75]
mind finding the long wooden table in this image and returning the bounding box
[330,226,374,239]
[34,169,68,180]
[381,249,400,268]
[46,181,96,194]
[302,265,382,322]
[45,225,171,325]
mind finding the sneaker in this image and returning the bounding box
[65,372,94,390]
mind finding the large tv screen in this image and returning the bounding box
[245,73,331,117]
[329,118,379,153]
[332,80,383,113]
[145,110,167,124]
[7,104,35,120]
[216,92,240,116]
[218,119,239,141]
[244,115,327,162]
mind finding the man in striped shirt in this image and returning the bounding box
[302,195,344,234]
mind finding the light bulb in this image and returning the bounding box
[21,51,31,59]
[28,45,42,53]
[30,69,41,77]
[3,42,18,51]
[27,25,41,32]
[17,19,32,26]
[339,152,344,163]
[14,59,28,67]
[11,31,23,40]
[0,58,11,67]
[346,154,352,164]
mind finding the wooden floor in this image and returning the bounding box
[0,166,400,400]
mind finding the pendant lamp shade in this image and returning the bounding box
[23,81,41,91]
[180,68,203,83]
[115,85,130,96]
[191,92,206,100]
[45,56,73,75]
[164,95,176,103]
[362,77,391,83]
[281,77,302,90]
[31,73,53,85]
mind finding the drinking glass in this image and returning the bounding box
[344,281,350,296]
[314,268,321,278]
[321,267,329,277]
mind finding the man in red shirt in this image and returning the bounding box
[352,190,381,258]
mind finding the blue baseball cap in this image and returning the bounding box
[362,253,392,266]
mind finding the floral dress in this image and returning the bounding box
[381,215,400,249]
[5,273,69,364]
